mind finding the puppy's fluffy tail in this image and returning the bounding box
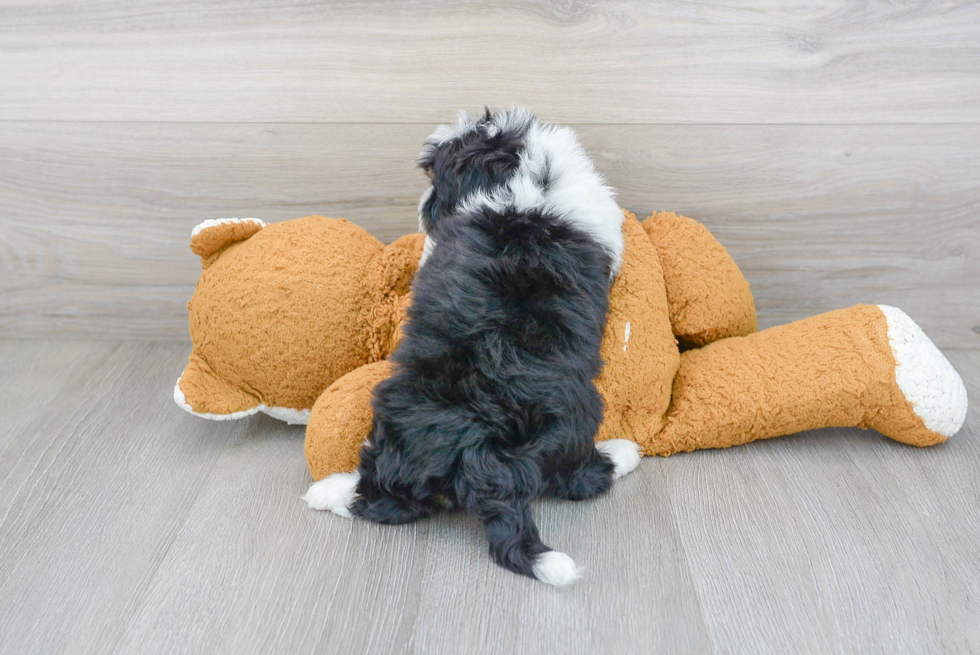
[480,501,581,586]
[459,450,582,587]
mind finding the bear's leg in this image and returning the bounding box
[641,211,757,347]
[653,305,967,455]
[305,361,394,480]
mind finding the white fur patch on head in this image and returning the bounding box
[595,439,642,479]
[302,472,361,518]
[191,217,266,237]
[878,305,968,438]
[533,550,582,586]
[449,109,625,276]
[522,120,624,275]
[489,106,535,138]
[457,190,506,216]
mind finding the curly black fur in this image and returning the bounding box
[351,110,617,581]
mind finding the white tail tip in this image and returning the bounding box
[596,439,642,479]
[302,472,360,518]
[533,551,582,586]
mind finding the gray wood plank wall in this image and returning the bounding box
[1,1,978,346]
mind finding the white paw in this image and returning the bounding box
[879,305,968,437]
[533,551,582,587]
[596,439,642,480]
[302,472,360,518]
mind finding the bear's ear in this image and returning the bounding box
[189,218,267,268]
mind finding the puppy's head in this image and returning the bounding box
[416,108,534,235]
[416,107,625,276]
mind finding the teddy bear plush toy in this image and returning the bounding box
[174,211,968,490]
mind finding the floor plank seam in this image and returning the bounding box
[105,422,246,652]
[653,459,719,655]
[304,520,364,655]
[0,343,129,534]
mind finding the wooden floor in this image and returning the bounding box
[0,339,976,654]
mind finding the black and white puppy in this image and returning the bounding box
[304,108,641,586]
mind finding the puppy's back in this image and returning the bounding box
[360,108,623,585]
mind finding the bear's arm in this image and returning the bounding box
[641,211,757,349]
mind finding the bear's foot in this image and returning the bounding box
[871,305,968,445]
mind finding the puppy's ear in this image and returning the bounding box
[417,144,436,171]
[418,109,476,171]
[417,130,441,172]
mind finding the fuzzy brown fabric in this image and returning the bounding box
[304,212,682,479]
[305,360,394,479]
[191,220,265,267]
[179,216,422,414]
[642,211,757,348]
[656,304,945,454]
[592,212,679,449]
[175,212,957,482]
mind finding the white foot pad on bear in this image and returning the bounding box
[302,472,360,518]
[879,305,968,438]
[596,439,642,479]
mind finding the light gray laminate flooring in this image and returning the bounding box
[0,340,976,654]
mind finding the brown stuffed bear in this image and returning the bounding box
[174,212,969,485]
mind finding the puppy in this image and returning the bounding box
[305,108,641,586]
